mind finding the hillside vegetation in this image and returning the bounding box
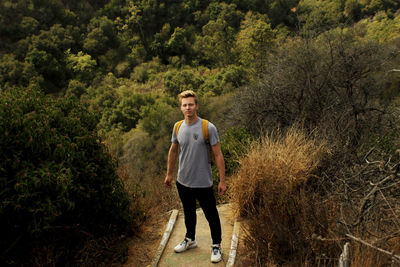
[1,0,400,266]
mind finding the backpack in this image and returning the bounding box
[174,119,215,164]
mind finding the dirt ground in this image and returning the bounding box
[122,212,170,267]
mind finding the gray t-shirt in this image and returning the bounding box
[171,118,220,188]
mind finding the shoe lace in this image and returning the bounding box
[212,245,220,255]
[181,238,189,246]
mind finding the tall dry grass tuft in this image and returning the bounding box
[351,243,396,267]
[230,127,340,265]
[231,127,327,217]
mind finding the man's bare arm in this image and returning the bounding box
[164,143,179,187]
[211,142,226,195]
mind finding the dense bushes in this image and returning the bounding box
[0,88,142,265]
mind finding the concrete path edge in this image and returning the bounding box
[150,209,179,267]
[226,221,240,267]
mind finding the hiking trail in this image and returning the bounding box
[150,204,240,267]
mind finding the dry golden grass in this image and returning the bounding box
[230,127,341,265]
[231,127,329,217]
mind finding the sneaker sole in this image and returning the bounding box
[211,257,222,263]
[174,243,198,253]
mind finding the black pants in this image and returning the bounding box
[176,181,222,244]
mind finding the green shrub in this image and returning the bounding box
[212,127,252,204]
[163,69,203,96]
[220,127,252,176]
[0,88,141,265]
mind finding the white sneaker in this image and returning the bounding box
[174,237,198,253]
[211,244,222,263]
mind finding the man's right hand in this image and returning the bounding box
[164,175,173,188]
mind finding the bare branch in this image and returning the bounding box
[352,174,394,227]
[345,234,400,263]
[378,189,400,229]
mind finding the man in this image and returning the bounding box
[164,90,227,263]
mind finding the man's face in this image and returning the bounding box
[180,97,198,118]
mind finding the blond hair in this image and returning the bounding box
[178,90,198,104]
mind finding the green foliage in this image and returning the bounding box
[99,93,156,132]
[163,65,248,97]
[199,66,248,95]
[297,0,344,34]
[84,16,117,56]
[139,100,177,138]
[121,98,181,178]
[220,127,252,176]
[266,0,298,28]
[0,88,141,265]
[132,63,150,83]
[66,79,87,98]
[66,49,97,83]
[164,68,203,96]
[194,17,238,66]
[0,54,36,88]
[362,11,400,43]
[167,27,190,57]
[23,24,76,93]
[345,0,364,21]
[236,11,277,72]
[361,0,400,16]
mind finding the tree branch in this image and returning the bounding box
[345,234,400,263]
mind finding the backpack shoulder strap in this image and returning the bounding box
[202,119,209,142]
[174,120,184,137]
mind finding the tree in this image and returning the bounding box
[194,18,237,66]
[266,0,298,28]
[236,12,276,74]
[121,98,181,178]
[99,93,155,132]
[234,29,393,150]
[83,16,117,56]
[0,87,138,265]
[362,11,400,43]
[297,0,344,34]
[362,0,400,16]
[65,49,97,83]
[163,68,203,96]
[23,24,75,93]
[0,54,36,89]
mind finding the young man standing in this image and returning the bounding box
[164,90,227,263]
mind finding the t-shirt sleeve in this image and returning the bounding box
[208,122,220,146]
[171,122,179,144]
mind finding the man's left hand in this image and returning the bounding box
[218,181,227,196]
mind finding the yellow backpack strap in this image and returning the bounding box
[174,120,184,137]
[202,119,215,164]
[202,119,209,142]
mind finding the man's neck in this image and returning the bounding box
[185,115,198,125]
